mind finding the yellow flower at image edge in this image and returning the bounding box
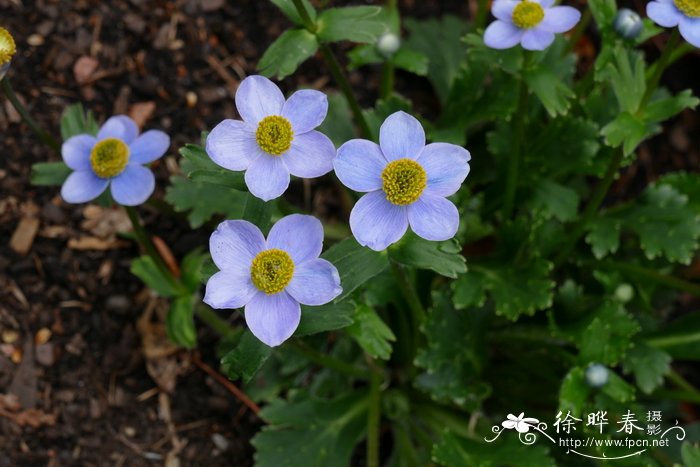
[0,27,16,66]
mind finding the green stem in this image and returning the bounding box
[196,305,239,337]
[642,29,680,106]
[390,260,426,326]
[475,0,489,30]
[366,363,382,467]
[320,44,373,139]
[379,61,395,100]
[1,76,60,152]
[667,369,700,399]
[503,76,529,219]
[290,340,369,378]
[566,9,591,53]
[125,206,184,293]
[554,147,625,266]
[653,388,700,404]
[291,0,316,31]
[591,260,700,297]
[646,332,700,350]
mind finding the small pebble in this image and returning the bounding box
[211,433,230,451]
[27,34,45,46]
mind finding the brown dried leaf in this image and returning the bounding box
[73,56,99,84]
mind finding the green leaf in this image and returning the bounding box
[601,371,635,403]
[681,442,700,467]
[392,47,429,76]
[241,193,273,233]
[622,342,670,394]
[523,66,575,117]
[433,430,555,467]
[578,302,640,365]
[346,304,395,360]
[529,180,579,222]
[452,273,487,310]
[645,311,700,361]
[221,329,273,383]
[415,293,490,409]
[389,233,466,279]
[253,391,368,467]
[559,367,590,416]
[30,161,72,186]
[316,93,354,147]
[188,168,247,191]
[165,176,247,228]
[586,217,621,259]
[166,295,197,349]
[657,171,700,211]
[258,28,319,80]
[60,102,99,140]
[403,16,468,104]
[465,260,554,320]
[180,249,208,293]
[587,0,618,34]
[600,111,652,156]
[295,301,355,336]
[645,89,699,123]
[317,6,388,44]
[270,0,317,26]
[321,238,389,302]
[362,94,413,141]
[130,256,179,298]
[601,46,646,113]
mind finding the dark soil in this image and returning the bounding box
[0,0,698,466]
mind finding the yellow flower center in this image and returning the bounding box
[250,249,295,295]
[0,27,16,66]
[381,158,427,206]
[512,1,545,29]
[90,138,130,179]
[255,115,293,156]
[675,0,700,17]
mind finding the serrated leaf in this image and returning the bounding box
[317,6,388,44]
[658,171,700,211]
[600,371,635,403]
[165,176,247,228]
[645,89,699,123]
[415,293,490,409]
[389,233,466,279]
[452,274,486,310]
[392,47,429,76]
[622,342,670,394]
[588,0,618,34]
[180,249,208,293]
[221,329,273,383]
[432,430,555,467]
[295,301,355,336]
[601,111,654,156]
[166,295,197,349]
[586,217,621,259]
[270,0,317,26]
[523,65,575,117]
[559,367,590,416]
[346,304,395,360]
[130,255,179,298]
[467,259,554,320]
[258,28,319,80]
[321,238,388,302]
[602,46,646,113]
[60,103,99,140]
[528,117,603,177]
[30,161,72,186]
[578,302,640,365]
[681,442,700,467]
[253,391,368,467]
[530,180,579,222]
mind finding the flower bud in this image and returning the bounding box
[376,32,401,58]
[613,8,643,40]
[585,363,609,388]
[0,27,17,81]
[614,283,635,303]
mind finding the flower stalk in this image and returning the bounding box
[1,76,60,152]
[502,74,529,219]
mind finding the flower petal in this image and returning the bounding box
[535,0,555,7]
[521,28,555,51]
[210,219,265,273]
[97,115,139,143]
[539,6,581,33]
[244,154,290,201]
[286,258,342,306]
[484,20,524,49]
[679,16,700,48]
[282,130,335,178]
[408,194,459,241]
[282,89,328,134]
[266,214,323,264]
[417,143,471,197]
[60,170,109,204]
[245,291,301,347]
[379,111,425,161]
[204,271,257,309]
[129,130,170,164]
[647,1,682,27]
[235,75,285,124]
[350,190,408,251]
[334,139,386,192]
[206,119,262,171]
[62,134,97,171]
[109,164,155,206]
[492,0,518,22]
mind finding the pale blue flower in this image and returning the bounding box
[60,115,170,206]
[614,8,644,40]
[484,0,581,51]
[206,75,335,201]
[334,111,471,251]
[648,0,700,47]
[204,214,342,347]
